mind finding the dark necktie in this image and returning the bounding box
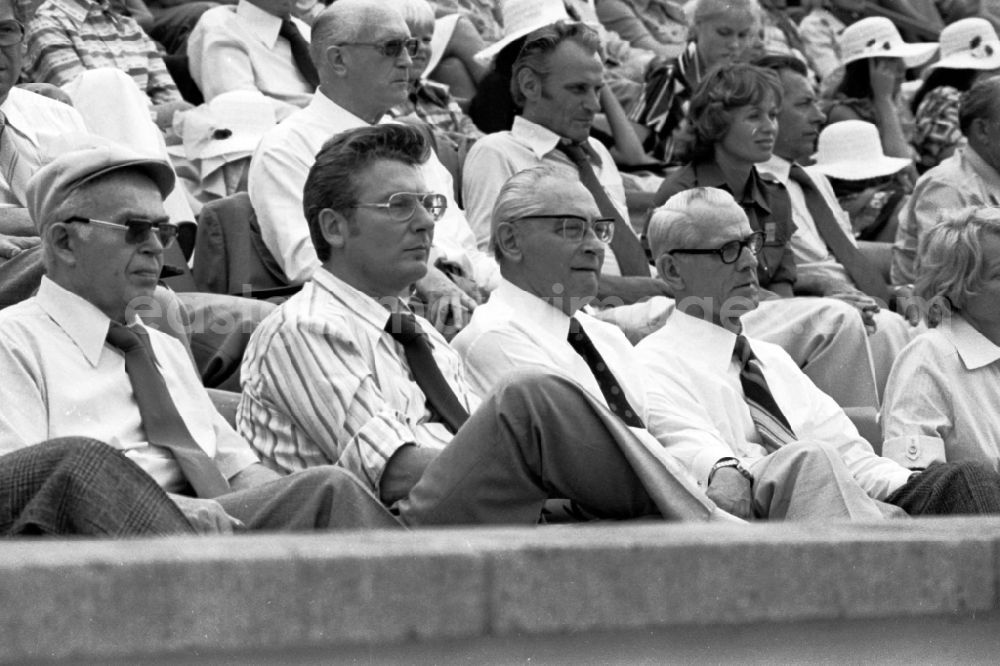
[556,141,650,277]
[279,18,320,89]
[567,316,645,428]
[788,164,891,304]
[106,322,231,498]
[0,112,31,205]
[733,334,796,453]
[385,311,470,435]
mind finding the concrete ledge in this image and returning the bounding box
[5,518,1000,662]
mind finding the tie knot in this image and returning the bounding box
[787,164,814,189]
[385,311,425,345]
[567,316,586,341]
[279,17,299,37]
[733,334,755,367]
[107,322,147,354]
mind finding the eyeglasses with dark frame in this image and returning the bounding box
[0,20,24,47]
[667,230,765,264]
[63,216,179,248]
[350,192,447,221]
[513,215,616,243]
[335,37,420,58]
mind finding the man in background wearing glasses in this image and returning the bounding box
[248,0,497,336]
[239,124,736,525]
[0,142,403,534]
[635,188,1000,519]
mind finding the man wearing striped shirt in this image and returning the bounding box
[238,123,735,526]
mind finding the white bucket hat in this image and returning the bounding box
[474,0,570,65]
[838,17,938,68]
[928,17,1000,71]
[810,120,912,181]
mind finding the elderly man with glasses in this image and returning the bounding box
[633,187,1000,520]
[248,0,498,336]
[238,123,738,526]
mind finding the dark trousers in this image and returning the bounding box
[0,438,194,536]
[398,371,718,526]
[887,462,1000,515]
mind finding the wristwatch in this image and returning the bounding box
[708,457,754,485]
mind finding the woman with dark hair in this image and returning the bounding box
[652,62,795,296]
[910,18,1000,172]
[822,17,937,161]
[881,207,1000,470]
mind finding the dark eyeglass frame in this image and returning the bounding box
[63,216,179,248]
[336,37,420,58]
[0,20,24,47]
[667,230,765,264]
[513,214,616,243]
[350,191,448,221]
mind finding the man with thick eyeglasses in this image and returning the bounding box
[635,187,1000,520]
[249,0,498,337]
[0,142,403,535]
[240,124,738,526]
[188,0,321,120]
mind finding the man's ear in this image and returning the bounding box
[492,222,523,262]
[45,222,77,268]
[516,67,542,104]
[655,253,685,292]
[323,44,347,77]
[318,208,350,249]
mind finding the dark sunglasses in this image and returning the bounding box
[668,231,766,264]
[337,38,420,58]
[64,216,179,247]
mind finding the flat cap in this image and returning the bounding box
[26,140,175,228]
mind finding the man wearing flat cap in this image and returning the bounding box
[0,142,401,534]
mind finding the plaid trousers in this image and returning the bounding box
[0,438,194,536]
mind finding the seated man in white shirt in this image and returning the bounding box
[239,123,733,525]
[0,142,401,534]
[635,187,1000,518]
[248,0,497,334]
[188,0,317,121]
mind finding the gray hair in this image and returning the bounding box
[647,187,745,259]
[490,166,585,260]
[309,0,405,68]
[510,20,601,108]
[916,206,1000,326]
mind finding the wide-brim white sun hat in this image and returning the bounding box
[928,17,1000,71]
[474,0,570,65]
[839,16,938,69]
[811,120,913,181]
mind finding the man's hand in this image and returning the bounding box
[17,82,73,106]
[0,233,40,260]
[890,284,921,326]
[379,444,440,506]
[153,100,195,132]
[413,265,478,339]
[706,467,753,520]
[168,493,245,534]
[827,289,879,335]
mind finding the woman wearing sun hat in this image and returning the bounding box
[810,119,913,242]
[910,18,1000,172]
[822,17,938,162]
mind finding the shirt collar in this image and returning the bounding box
[941,315,1000,370]
[236,0,285,48]
[511,115,567,160]
[691,160,773,215]
[758,154,793,184]
[34,276,144,367]
[493,277,574,338]
[963,144,1000,190]
[664,309,771,374]
[48,0,102,23]
[311,267,406,336]
[309,89,390,128]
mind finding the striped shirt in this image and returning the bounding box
[237,268,480,491]
[25,0,180,105]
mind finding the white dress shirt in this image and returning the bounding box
[238,268,478,490]
[461,115,631,277]
[0,86,88,205]
[187,1,314,120]
[247,91,498,287]
[758,155,855,289]
[0,278,258,491]
[636,310,912,497]
[882,316,1000,470]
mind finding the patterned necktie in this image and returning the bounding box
[788,164,891,304]
[733,334,796,453]
[0,112,32,206]
[385,311,470,435]
[567,316,645,428]
[279,18,320,89]
[556,141,651,277]
[106,322,231,498]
